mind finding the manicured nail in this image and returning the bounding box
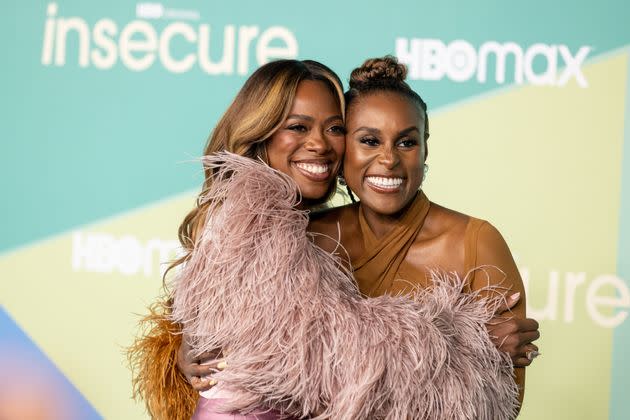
[510,292,520,301]
[208,379,217,386]
[217,361,228,370]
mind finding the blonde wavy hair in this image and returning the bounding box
[167,59,345,278]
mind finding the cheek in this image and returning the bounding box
[345,143,372,170]
[266,135,293,170]
[411,167,424,188]
[333,138,346,160]
[342,145,355,172]
[343,140,360,165]
[342,147,366,187]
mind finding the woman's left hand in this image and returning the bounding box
[177,336,224,392]
[487,293,541,367]
[487,317,540,367]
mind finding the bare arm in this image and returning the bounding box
[472,221,540,406]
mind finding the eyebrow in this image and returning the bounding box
[287,114,343,124]
[352,126,419,135]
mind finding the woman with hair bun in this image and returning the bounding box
[131,57,537,420]
[311,55,537,405]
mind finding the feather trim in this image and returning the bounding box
[127,299,197,420]
[170,152,519,420]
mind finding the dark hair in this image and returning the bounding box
[345,55,429,141]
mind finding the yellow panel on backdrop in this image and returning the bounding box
[0,192,196,419]
[425,52,628,419]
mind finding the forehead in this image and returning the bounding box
[290,80,340,114]
[346,91,423,129]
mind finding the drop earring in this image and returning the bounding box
[422,163,429,182]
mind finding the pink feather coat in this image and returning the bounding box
[170,152,519,420]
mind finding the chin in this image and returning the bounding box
[300,186,332,203]
[368,202,404,216]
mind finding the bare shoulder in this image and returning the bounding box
[424,201,514,261]
[421,201,471,241]
[308,203,361,255]
[475,219,516,267]
[404,201,472,274]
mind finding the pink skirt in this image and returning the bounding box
[191,398,297,420]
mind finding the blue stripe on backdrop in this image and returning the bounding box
[0,306,102,420]
[2,0,630,253]
[610,49,630,420]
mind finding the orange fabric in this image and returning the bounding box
[353,191,430,297]
[352,192,521,299]
[127,301,197,420]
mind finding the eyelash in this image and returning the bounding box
[329,125,347,135]
[398,138,418,148]
[287,124,307,132]
[359,137,419,148]
[287,124,346,134]
[360,136,379,146]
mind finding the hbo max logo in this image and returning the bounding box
[396,38,591,87]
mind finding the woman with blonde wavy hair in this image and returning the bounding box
[130,57,530,420]
[129,58,346,419]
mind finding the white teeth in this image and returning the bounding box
[366,176,404,188]
[295,162,329,174]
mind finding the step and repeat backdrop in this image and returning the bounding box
[1,1,629,419]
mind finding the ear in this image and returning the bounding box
[424,116,430,140]
[422,114,430,158]
[423,137,429,161]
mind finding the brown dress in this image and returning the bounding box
[352,191,522,298]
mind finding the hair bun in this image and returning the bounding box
[349,55,407,89]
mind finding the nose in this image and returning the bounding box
[378,146,399,169]
[305,128,331,154]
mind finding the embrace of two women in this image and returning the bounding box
[128,56,540,420]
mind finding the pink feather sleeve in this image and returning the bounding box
[170,152,519,420]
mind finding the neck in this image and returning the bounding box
[299,198,321,211]
[360,192,419,239]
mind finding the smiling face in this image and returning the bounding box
[266,80,345,204]
[344,91,426,216]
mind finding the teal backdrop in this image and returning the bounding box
[1,1,629,419]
